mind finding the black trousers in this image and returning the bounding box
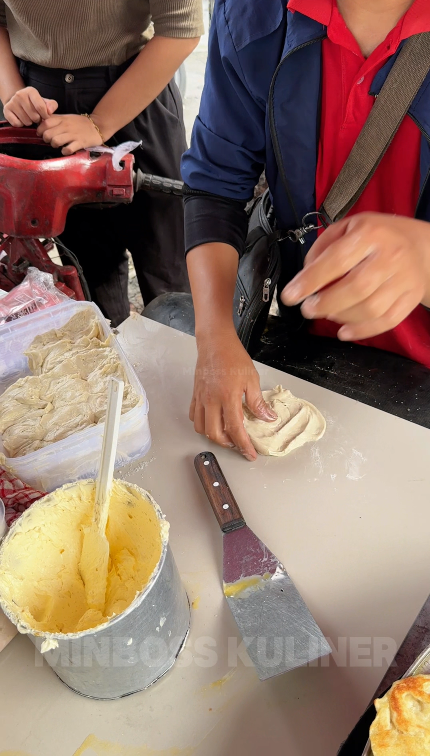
[19,58,189,326]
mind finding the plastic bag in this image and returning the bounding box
[0,267,69,325]
[86,141,142,171]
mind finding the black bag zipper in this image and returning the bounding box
[238,241,282,346]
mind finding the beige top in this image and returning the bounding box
[0,0,204,69]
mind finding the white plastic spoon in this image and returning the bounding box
[79,377,124,611]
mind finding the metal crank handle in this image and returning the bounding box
[194,452,246,533]
[134,170,184,196]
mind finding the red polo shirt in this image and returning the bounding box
[288,0,430,367]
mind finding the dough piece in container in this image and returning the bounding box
[243,385,326,457]
[3,412,47,457]
[86,356,128,393]
[28,309,103,350]
[40,374,90,407]
[370,674,430,755]
[47,346,115,380]
[90,384,139,422]
[0,308,139,457]
[41,403,96,443]
[0,399,44,434]
[26,336,104,375]
[0,375,48,410]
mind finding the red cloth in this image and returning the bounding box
[0,467,45,527]
[288,0,430,367]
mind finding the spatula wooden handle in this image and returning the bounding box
[194,452,246,533]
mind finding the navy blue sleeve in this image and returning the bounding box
[183,188,248,256]
[181,0,267,202]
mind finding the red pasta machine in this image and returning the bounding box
[0,123,183,300]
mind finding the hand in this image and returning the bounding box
[281,213,430,341]
[4,87,58,127]
[37,114,104,155]
[190,331,277,461]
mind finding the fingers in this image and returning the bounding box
[61,140,82,155]
[282,228,375,306]
[204,405,235,449]
[327,275,420,325]
[245,381,277,422]
[6,100,34,127]
[192,391,256,460]
[300,255,391,320]
[191,384,233,448]
[193,402,206,436]
[36,97,58,119]
[27,89,49,123]
[189,395,197,423]
[337,291,420,341]
[3,107,24,127]
[37,117,61,138]
[223,402,257,461]
[39,125,82,154]
[4,88,55,126]
[49,133,70,148]
[40,128,67,146]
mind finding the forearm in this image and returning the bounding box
[0,27,24,104]
[92,36,199,140]
[186,243,239,341]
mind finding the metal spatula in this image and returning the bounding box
[194,451,331,680]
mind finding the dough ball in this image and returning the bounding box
[243,385,326,457]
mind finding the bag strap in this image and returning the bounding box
[322,32,430,224]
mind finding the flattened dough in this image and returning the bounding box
[243,385,326,457]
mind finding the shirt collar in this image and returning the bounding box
[287,0,430,37]
[287,0,332,26]
[401,0,430,38]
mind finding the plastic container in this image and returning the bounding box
[0,499,7,540]
[0,300,151,491]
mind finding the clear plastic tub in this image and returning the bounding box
[0,300,151,492]
[0,498,6,540]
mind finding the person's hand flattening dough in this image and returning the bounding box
[281,213,430,341]
[190,333,277,461]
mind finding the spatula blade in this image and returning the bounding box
[194,451,331,681]
[223,525,331,680]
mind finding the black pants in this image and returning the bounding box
[19,58,189,326]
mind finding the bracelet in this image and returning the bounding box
[82,113,107,146]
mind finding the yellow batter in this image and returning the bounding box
[0,480,167,635]
[223,572,272,599]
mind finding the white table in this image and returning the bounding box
[1,314,430,756]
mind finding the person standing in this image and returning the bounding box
[182,0,430,459]
[0,0,204,325]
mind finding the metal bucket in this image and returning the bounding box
[0,480,190,700]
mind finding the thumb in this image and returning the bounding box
[245,381,278,422]
[44,98,58,115]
